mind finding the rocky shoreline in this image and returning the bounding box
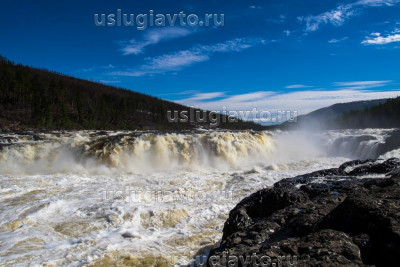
[207,158,400,266]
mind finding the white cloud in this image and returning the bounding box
[146,50,209,70]
[333,80,393,89]
[299,4,355,32]
[174,89,400,115]
[283,30,291,36]
[286,84,314,89]
[300,0,400,32]
[183,92,226,101]
[362,30,400,44]
[99,79,120,84]
[224,91,274,102]
[197,38,267,53]
[120,27,192,55]
[356,0,400,6]
[114,37,267,77]
[266,15,287,24]
[329,37,349,43]
[249,5,262,9]
[79,64,115,73]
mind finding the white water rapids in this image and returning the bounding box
[0,129,398,266]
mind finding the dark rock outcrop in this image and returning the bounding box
[376,130,400,156]
[208,158,400,266]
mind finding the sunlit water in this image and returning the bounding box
[0,129,398,266]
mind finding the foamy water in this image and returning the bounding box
[0,130,398,266]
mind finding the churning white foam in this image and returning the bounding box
[0,129,398,266]
[0,131,277,175]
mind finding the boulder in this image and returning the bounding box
[208,158,400,266]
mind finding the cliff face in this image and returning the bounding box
[208,158,400,267]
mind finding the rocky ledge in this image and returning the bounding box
[208,158,400,266]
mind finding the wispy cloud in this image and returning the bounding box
[283,30,291,36]
[266,15,287,24]
[333,80,393,89]
[299,0,400,32]
[362,30,400,45]
[120,27,192,55]
[146,51,209,70]
[114,37,268,77]
[183,92,226,101]
[299,4,355,32]
[286,84,314,89]
[78,64,115,73]
[329,37,349,43]
[99,79,120,84]
[357,0,400,6]
[175,88,400,115]
[224,91,274,103]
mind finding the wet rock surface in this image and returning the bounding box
[208,158,400,266]
[376,129,400,156]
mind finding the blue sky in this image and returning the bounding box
[1,0,400,114]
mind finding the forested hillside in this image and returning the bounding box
[0,57,263,131]
[277,98,389,130]
[334,97,400,129]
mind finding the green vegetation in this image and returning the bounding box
[274,98,400,130]
[276,98,390,130]
[334,97,400,129]
[0,57,265,131]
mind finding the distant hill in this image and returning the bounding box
[278,98,390,130]
[0,58,264,131]
[334,97,400,129]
